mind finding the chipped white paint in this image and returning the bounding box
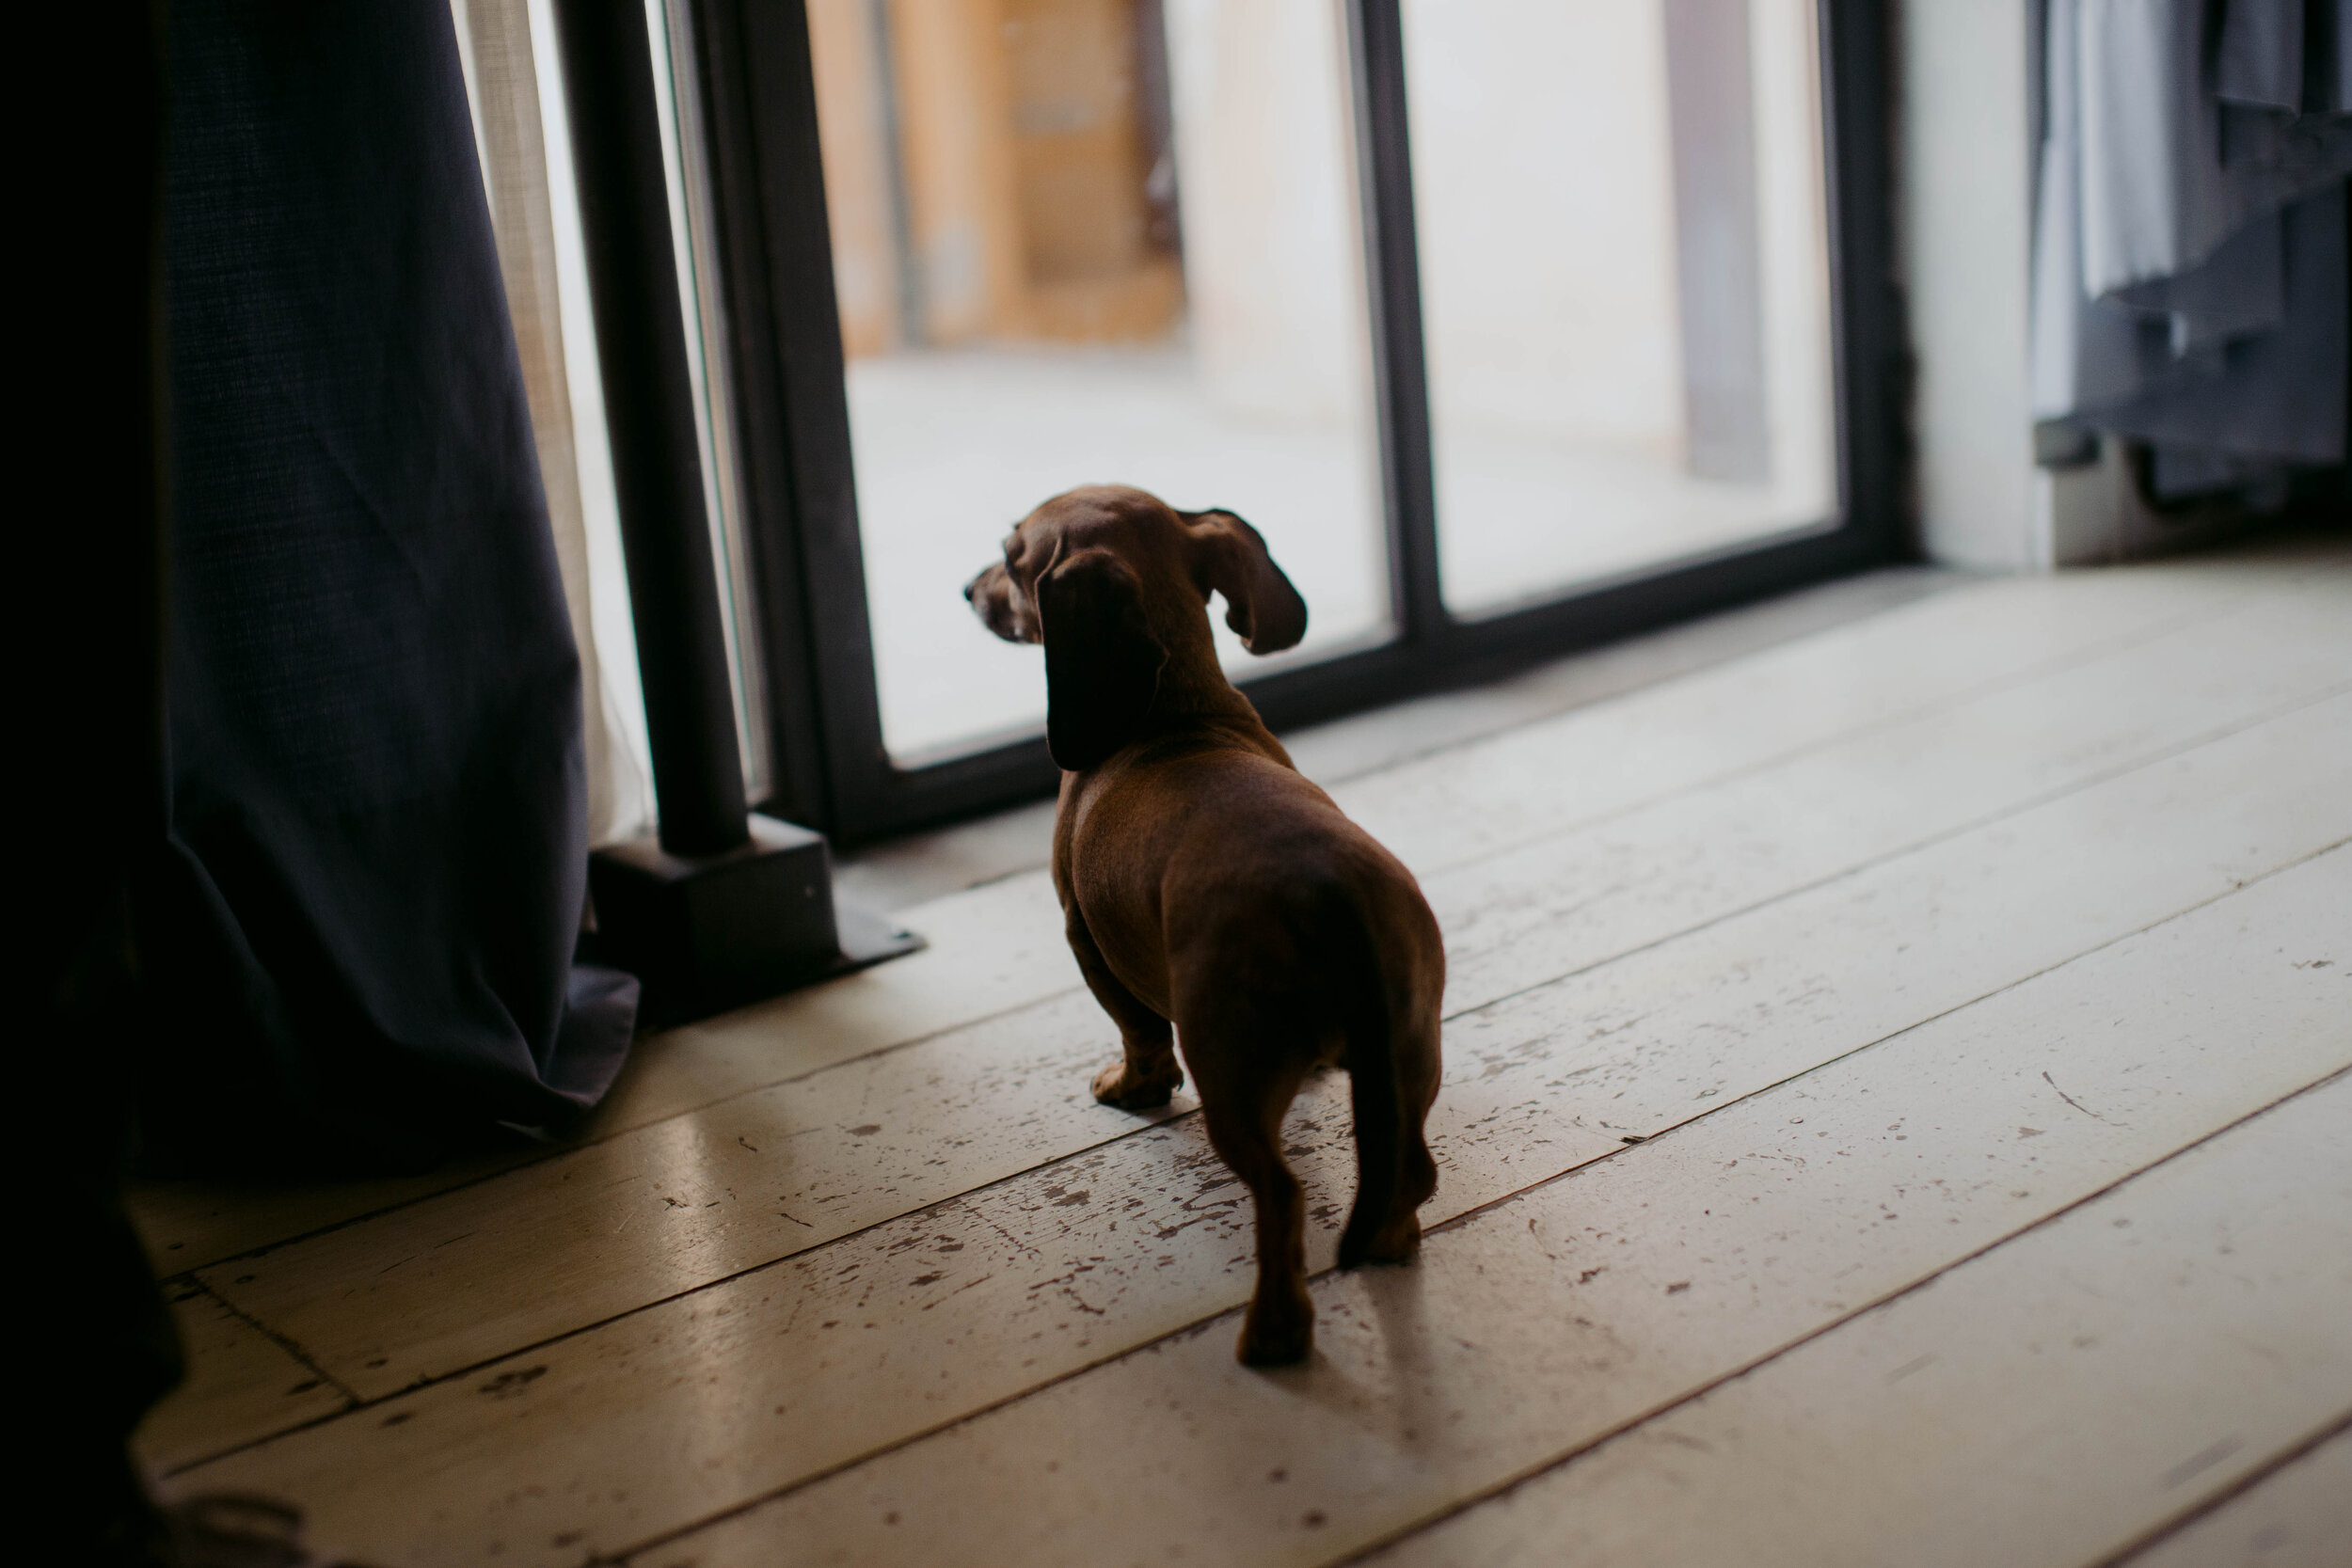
[1330,558,2325,875]
[1419,586,2351,1012]
[666,875,2352,1568]
[142,544,2352,1566]
[128,550,2312,1273]
[191,617,2348,1403]
[172,754,2350,1563]
[199,988,1195,1400]
[1365,1086,2352,1568]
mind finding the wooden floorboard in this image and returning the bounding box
[125,870,1080,1274]
[170,615,2348,1430]
[1359,1077,2352,1568]
[1339,564,2276,877]
[649,856,2351,1568]
[133,544,2352,1568]
[134,1283,350,1473]
[126,549,2309,1272]
[1417,585,2349,1012]
[163,725,2347,1559]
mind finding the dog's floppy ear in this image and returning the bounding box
[1038,546,1167,771]
[1181,508,1308,654]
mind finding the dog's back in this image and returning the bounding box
[1061,727,1438,1047]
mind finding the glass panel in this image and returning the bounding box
[1404,0,1838,617]
[807,0,1388,763]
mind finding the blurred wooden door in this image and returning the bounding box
[808,0,1184,354]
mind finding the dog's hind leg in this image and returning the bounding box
[1067,911,1184,1110]
[1340,966,1442,1269]
[1184,1008,1316,1365]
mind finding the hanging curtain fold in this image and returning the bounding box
[149,0,637,1170]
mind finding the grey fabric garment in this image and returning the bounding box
[2112,205,2283,356]
[2219,0,2306,113]
[2074,0,2350,293]
[2095,183,2345,468]
[2341,0,2352,108]
[2032,0,2351,500]
[2152,440,2296,501]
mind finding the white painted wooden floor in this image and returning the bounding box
[132,534,2352,1568]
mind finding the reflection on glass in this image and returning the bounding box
[653,0,771,798]
[1405,0,1837,617]
[808,0,1386,762]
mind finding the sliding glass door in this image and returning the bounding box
[683,0,1899,839]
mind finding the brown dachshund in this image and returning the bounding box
[966,484,1444,1365]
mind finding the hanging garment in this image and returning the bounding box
[2029,0,2352,499]
[149,0,637,1170]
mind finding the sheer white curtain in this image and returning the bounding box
[452,0,658,845]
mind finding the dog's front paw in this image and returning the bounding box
[1090,1057,1182,1111]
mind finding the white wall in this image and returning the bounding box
[1897,0,2044,570]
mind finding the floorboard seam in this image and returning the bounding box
[1317,1067,2352,1568]
[164,816,2351,1480]
[146,573,2325,1274]
[188,1276,364,1446]
[155,1151,560,1277]
[1421,834,2352,1243]
[569,576,2292,1157]
[1302,539,2342,799]
[2080,1408,2352,1568]
[146,990,1107,1278]
[1437,681,2352,1029]
[610,1068,2352,1568]
[1280,571,1968,793]
[584,852,2352,1563]
[1398,585,2286,887]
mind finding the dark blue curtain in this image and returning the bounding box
[147,0,637,1171]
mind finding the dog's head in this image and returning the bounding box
[964,484,1308,771]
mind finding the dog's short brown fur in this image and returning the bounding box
[966,484,1444,1365]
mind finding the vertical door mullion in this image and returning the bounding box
[688,0,896,837]
[682,0,829,830]
[1343,0,1447,648]
[1817,0,1903,550]
[553,0,753,855]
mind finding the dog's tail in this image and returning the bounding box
[1336,885,1440,1271]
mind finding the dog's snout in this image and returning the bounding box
[967,561,1032,644]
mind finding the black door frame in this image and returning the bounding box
[686,0,1905,844]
